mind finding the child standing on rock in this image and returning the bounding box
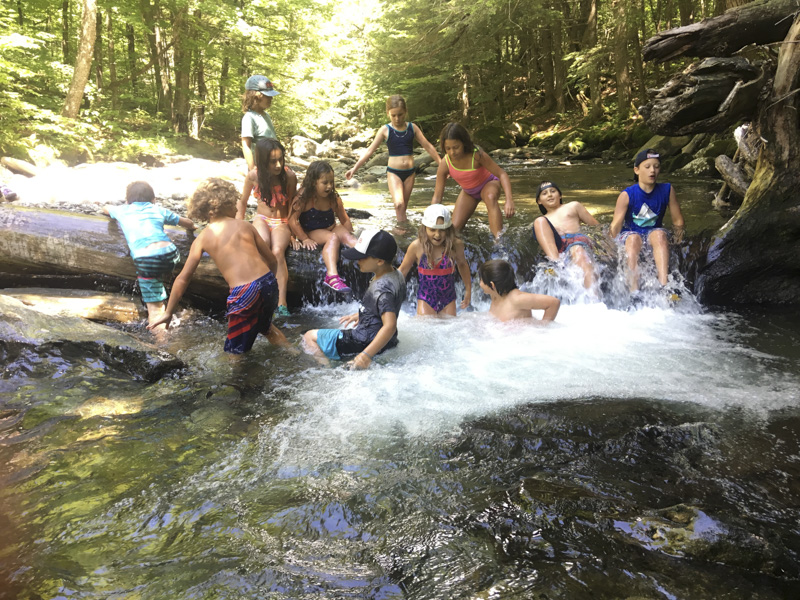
[103,181,195,329]
[241,75,280,171]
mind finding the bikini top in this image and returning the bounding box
[299,206,335,231]
[418,253,454,276]
[252,166,290,208]
[386,122,414,156]
[445,149,492,190]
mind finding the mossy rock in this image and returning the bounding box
[472,125,516,151]
[696,138,738,159]
[662,153,694,172]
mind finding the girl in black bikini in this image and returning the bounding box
[289,161,358,293]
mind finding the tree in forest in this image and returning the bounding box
[62,0,97,118]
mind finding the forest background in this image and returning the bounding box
[0,0,753,165]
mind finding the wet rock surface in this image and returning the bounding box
[0,294,183,382]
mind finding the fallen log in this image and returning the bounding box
[0,157,38,177]
[0,205,372,307]
[0,288,144,323]
[642,0,797,62]
[638,57,770,136]
[714,155,750,198]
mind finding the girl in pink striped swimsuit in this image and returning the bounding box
[430,123,515,240]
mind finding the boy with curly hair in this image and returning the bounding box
[148,177,288,353]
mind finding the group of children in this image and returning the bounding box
[103,74,685,370]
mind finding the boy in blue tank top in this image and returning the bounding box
[610,149,685,293]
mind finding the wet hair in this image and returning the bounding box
[536,181,563,215]
[254,138,287,207]
[386,95,407,112]
[126,181,155,204]
[439,122,475,155]
[418,220,457,265]
[293,161,336,214]
[479,259,518,296]
[242,90,266,113]
[188,177,239,221]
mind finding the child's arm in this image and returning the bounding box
[346,127,387,179]
[667,186,685,242]
[178,217,196,231]
[241,137,255,171]
[334,193,354,233]
[575,202,599,226]
[454,239,472,308]
[413,124,441,165]
[101,206,112,216]
[288,195,317,250]
[397,240,420,278]
[533,217,561,260]
[146,233,205,330]
[238,172,255,220]
[349,311,398,370]
[430,159,450,204]
[477,150,515,217]
[515,291,560,322]
[609,191,630,238]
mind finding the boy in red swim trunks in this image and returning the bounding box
[147,178,288,353]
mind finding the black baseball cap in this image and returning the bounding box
[634,148,660,167]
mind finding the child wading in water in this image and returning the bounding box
[303,230,406,370]
[289,161,357,293]
[610,149,685,293]
[238,138,297,316]
[478,259,560,322]
[241,75,280,171]
[532,181,599,289]
[345,95,441,223]
[398,204,471,316]
[103,181,195,328]
[431,123,515,240]
[148,178,288,353]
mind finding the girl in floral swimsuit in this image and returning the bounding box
[399,204,472,316]
[237,138,297,316]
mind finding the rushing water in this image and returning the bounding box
[1,161,799,599]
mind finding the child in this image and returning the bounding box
[147,178,288,354]
[237,138,297,316]
[609,149,685,292]
[241,75,280,171]
[532,181,600,289]
[478,259,560,322]
[345,95,441,223]
[103,181,195,328]
[289,161,358,293]
[303,229,406,370]
[398,204,471,316]
[430,123,515,240]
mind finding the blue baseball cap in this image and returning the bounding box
[245,75,279,97]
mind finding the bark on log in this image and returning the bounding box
[697,15,800,305]
[1,288,144,322]
[0,205,362,307]
[1,157,38,177]
[642,0,798,62]
[638,57,770,136]
[714,155,750,197]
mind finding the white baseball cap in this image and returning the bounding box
[421,204,452,229]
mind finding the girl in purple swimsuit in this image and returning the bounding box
[398,204,472,316]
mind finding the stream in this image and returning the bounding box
[1,160,798,599]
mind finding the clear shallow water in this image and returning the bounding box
[1,162,799,599]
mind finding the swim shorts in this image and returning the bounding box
[132,244,180,303]
[224,272,278,354]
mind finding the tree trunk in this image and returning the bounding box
[552,14,567,114]
[192,29,207,138]
[126,23,137,91]
[171,5,191,135]
[539,24,556,112]
[62,0,71,63]
[62,0,97,118]
[107,11,118,108]
[613,0,630,120]
[16,0,24,26]
[461,67,470,125]
[697,15,800,305]
[93,9,103,90]
[219,53,229,105]
[583,0,602,122]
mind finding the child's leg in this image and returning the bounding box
[533,217,561,260]
[451,190,480,232]
[302,329,331,366]
[332,224,358,248]
[309,229,340,276]
[648,229,670,286]
[570,246,595,289]
[623,234,643,291]
[266,323,289,347]
[253,218,272,244]
[386,171,416,222]
[480,180,504,239]
[271,225,292,307]
[145,301,168,328]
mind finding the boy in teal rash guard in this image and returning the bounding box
[103,181,196,328]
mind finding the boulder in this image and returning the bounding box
[290,136,320,159]
[636,135,693,161]
[676,157,719,177]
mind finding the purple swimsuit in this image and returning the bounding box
[417,253,457,312]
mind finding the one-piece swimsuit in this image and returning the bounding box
[417,253,457,312]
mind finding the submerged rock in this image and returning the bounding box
[0,294,183,382]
